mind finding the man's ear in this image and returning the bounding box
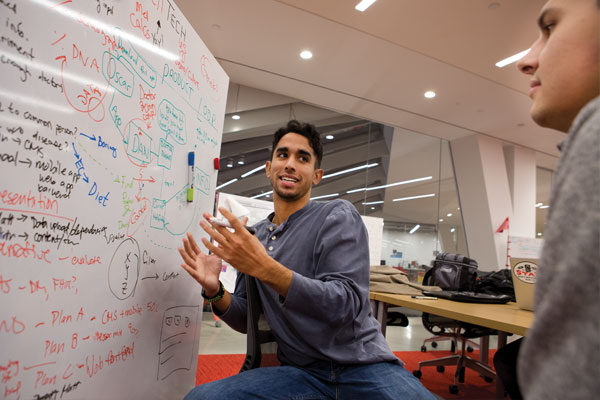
[312,168,324,185]
[265,161,272,178]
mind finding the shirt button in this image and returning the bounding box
[268,246,274,251]
[271,236,276,240]
[269,226,274,231]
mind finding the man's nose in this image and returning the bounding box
[517,46,538,75]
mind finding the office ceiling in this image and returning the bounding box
[174,0,557,229]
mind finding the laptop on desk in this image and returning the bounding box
[510,257,538,311]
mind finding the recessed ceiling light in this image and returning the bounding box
[496,48,530,68]
[355,0,377,12]
[231,114,240,120]
[226,160,233,168]
[424,91,436,99]
[370,207,375,210]
[539,205,550,209]
[300,50,313,60]
[237,159,245,165]
[325,135,334,140]
[535,202,543,208]
[537,232,542,236]
[450,228,456,233]
[447,213,453,217]
[439,219,444,222]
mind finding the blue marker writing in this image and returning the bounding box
[187,152,194,202]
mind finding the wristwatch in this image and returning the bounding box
[202,281,225,304]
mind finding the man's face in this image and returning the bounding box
[265,132,323,203]
[517,0,599,132]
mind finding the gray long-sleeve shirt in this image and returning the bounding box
[217,199,399,367]
[517,96,600,399]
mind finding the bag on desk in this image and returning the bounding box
[424,253,478,291]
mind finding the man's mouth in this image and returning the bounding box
[529,79,541,98]
[280,176,298,187]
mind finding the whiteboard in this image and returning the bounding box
[215,193,384,290]
[508,236,544,259]
[0,1,228,399]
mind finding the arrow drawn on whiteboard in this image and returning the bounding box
[133,176,156,183]
[142,273,159,280]
[79,132,96,141]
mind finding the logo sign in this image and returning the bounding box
[513,261,538,284]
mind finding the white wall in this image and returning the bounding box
[381,228,440,267]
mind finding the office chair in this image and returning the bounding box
[239,274,278,372]
[412,256,496,395]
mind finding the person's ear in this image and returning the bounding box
[265,161,272,178]
[312,168,324,185]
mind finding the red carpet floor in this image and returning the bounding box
[196,350,497,399]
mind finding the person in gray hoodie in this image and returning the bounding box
[494,0,599,399]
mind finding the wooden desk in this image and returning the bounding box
[370,292,534,398]
[370,292,533,336]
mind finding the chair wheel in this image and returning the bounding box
[215,320,222,327]
[412,370,422,379]
[430,341,438,348]
[436,366,445,373]
[484,376,494,383]
[467,346,474,353]
[449,385,459,395]
[421,345,427,352]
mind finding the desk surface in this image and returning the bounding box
[370,292,534,336]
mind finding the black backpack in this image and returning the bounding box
[423,253,478,291]
[475,269,516,301]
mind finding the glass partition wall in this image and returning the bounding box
[217,84,468,273]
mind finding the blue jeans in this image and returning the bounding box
[185,360,436,399]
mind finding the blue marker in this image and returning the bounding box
[187,152,194,202]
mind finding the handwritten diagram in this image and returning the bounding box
[0,0,228,398]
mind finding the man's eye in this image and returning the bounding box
[543,23,555,34]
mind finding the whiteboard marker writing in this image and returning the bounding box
[209,217,256,234]
[187,152,194,202]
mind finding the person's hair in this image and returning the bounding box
[271,120,323,168]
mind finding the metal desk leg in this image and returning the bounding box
[495,332,508,400]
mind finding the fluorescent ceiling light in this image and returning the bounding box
[326,135,334,140]
[355,0,377,12]
[409,224,420,234]
[539,205,550,209]
[424,91,436,99]
[537,232,542,236]
[231,115,240,120]
[362,200,384,205]
[241,165,265,178]
[392,193,435,202]
[535,202,543,207]
[450,228,456,233]
[495,48,530,68]
[251,190,272,199]
[447,213,453,217]
[439,219,444,222]
[347,176,432,194]
[300,50,313,59]
[216,178,238,190]
[310,193,339,201]
[323,163,378,180]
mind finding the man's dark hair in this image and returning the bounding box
[271,120,323,168]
